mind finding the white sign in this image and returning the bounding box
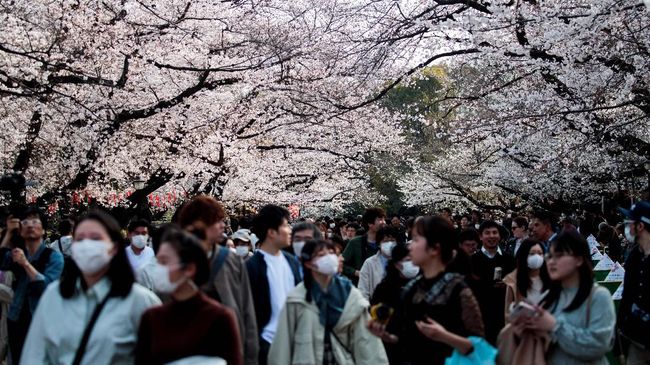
[587,234,599,249]
[612,282,624,301]
[591,248,604,260]
[605,262,625,282]
[594,254,615,271]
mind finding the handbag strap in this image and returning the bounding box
[72,294,111,365]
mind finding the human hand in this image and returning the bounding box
[6,218,20,232]
[367,319,398,343]
[11,248,27,267]
[524,307,556,332]
[416,316,449,342]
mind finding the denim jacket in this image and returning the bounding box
[0,242,64,321]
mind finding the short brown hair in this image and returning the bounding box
[178,195,226,228]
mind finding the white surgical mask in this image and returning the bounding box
[380,241,396,257]
[131,235,148,249]
[293,241,306,258]
[527,254,544,270]
[400,260,419,278]
[624,225,636,243]
[314,254,339,276]
[151,262,185,294]
[71,239,113,275]
[235,246,250,257]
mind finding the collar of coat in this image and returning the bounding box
[285,281,368,330]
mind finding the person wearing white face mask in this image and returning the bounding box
[370,243,419,363]
[503,239,551,321]
[21,211,160,365]
[358,226,399,300]
[268,239,388,364]
[135,227,242,365]
[125,220,155,273]
[231,229,254,260]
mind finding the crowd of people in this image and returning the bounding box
[0,196,648,365]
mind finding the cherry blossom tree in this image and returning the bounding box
[0,0,408,211]
[394,0,650,211]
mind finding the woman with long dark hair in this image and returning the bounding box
[503,239,551,319]
[521,231,615,364]
[21,211,161,365]
[368,216,485,365]
[268,239,387,364]
[370,242,418,363]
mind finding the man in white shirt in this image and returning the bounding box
[246,205,301,365]
[125,220,155,272]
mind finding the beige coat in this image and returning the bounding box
[211,249,259,365]
[268,282,388,365]
[503,271,523,321]
[358,253,386,300]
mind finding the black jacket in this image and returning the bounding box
[619,244,650,349]
[245,250,301,337]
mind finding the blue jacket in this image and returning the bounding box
[0,242,64,321]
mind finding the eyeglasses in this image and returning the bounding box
[21,218,42,226]
[544,252,570,261]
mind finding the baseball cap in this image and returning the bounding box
[619,201,650,225]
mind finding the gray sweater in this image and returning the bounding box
[547,284,615,365]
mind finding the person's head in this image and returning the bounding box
[127,219,150,249]
[127,219,150,238]
[458,229,480,256]
[620,201,650,246]
[231,229,253,257]
[291,222,321,257]
[316,221,328,237]
[345,223,359,239]
[376,226,398,258]
[251,204,292,249]
[58,218,74,236]
[515,239,550,296]
[478,220,501,251]
[19,206,47,242]
[542,230,593,312]
[387,242,418,280]
[391,216,401,228]
[300,239,338,302]
[362,207,386,233]
[511,216,529,239]
[153,226,210,294]
[178,196,227,248]
[530,210,554,241]
[225,238,235,249]
[460,215,472,229]
[410,216,456,268]
[62,210,134,298]
[292,222,322,243]
[440,208,452,219]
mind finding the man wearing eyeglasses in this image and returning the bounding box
[0,206,64,364]
[618,200,650,364]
